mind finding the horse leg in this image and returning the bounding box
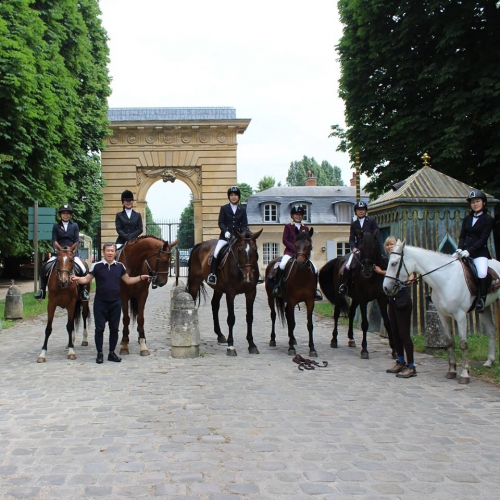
[347,302,357,348]
[81,301,89,347]
[211,291,227,344]
[359,302,369,359]
[306,298,317,357]
[136,296,150,357]
[482,303,497,367]
[120,300,131,355]
[245,289,259,354]
[38,302,57,362]
[286,302,297,356]
[436,311,457,379]
[331,304,340,348]
[66,305,77,360]
[454,310,471,384]
[268,289,277,347]
[224,293,237,356]
[378,298,396,359]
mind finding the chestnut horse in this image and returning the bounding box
[118,236,178,356]
[37,242,90,362]
[265,228,318,357]
[186,229,263,356]
[319,230,394,359]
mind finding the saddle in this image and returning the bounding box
[208,241,231,269]
[459,259,500,312]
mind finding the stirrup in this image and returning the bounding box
[338,284,347,295]
[272,285,282,298]
[314,289,323,301]
[475,298,485,313]
[207,273,217,285]
[81,290,90,301]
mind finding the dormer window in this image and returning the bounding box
[263,203,278,222]
[335,202,352,223]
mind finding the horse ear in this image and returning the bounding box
[309,227,314,237]
[170,238,179,248]
[251,229,263,239]
[55,242,62,251]
[70,242,78,252]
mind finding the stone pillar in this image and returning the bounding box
[425,297,447,354]
[170,289,200,358]
[4,285,23,320]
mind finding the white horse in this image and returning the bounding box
[383,240,500,384]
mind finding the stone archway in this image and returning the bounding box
[101,107,251,244]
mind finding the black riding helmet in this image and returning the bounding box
[58,203,73,213]
[466,189,487,204]
[290,206,305,216]
[353,200,368,212]
[121,189,134,201]
[227,186,241,199]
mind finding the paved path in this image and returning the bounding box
[0,281,499,499]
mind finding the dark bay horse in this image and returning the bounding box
[186,229,263,356]
[37,242,90,362]
[265,228,317,356]
[319,230,394,359]
[118,235,178,356]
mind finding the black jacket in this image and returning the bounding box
[349,217,379,250]
[52,221,80,250]
[218,203,248,239]
[458,211,494,259]
[115,210,143,244]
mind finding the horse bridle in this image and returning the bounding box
[144,245,172,289]
[227,238,259,279]
[55,251,75,288]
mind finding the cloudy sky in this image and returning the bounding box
[99,0,349,219]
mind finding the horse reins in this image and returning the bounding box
[144,246,172,289]
[55,250,76,288]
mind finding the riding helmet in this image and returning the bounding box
[353,200,368,212]
[466,189,487,204]
[58,203,73,213]
[227,186,241,198]
[290,206,305,216]
[121,189,134,201]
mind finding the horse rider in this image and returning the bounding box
[115,189,143,249]
[34,203,90,301]
[339,200,380,295]
[207,186,248,285]
[272,205,323,301]
[454,189,495,313]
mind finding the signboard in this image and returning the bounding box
[28,207,55,240]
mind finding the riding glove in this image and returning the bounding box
[454,249,463,257]
[225,231,231,239]
[460,250,470,258]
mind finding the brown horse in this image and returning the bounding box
[319,230,394,359]
[37,242,90,362]
[118,235,178,356]
[186,229,263,356]
[265,228,318,356]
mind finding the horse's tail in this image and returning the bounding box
[186,242,207,305]
[130,296,139,323]
[275,297,287,327]
[319,258,350,315]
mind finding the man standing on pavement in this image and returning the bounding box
[71,242,151,364]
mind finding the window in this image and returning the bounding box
[336,203,352,223]
[299,204,309,222]
[263,242,280,265]
[337,242,350,257]
[263,203,278,222]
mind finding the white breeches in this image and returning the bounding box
[214,239,228,257]
[279,254,317,273]
[47,255,86,274]
[473,257,488,278]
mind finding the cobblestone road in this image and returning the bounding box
[0,281,499,499]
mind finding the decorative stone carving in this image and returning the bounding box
[217,132,227,143]
[181,133,191,143]
[137,167,200,185]
[163,133,174,144]
[127,134,137,144]
[145,134,155,144]
[199,132,210,143]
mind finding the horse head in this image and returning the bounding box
[294,228,313,268]
[54,241,78,288]
[145,237,179,289]
[358,229,380,278]
[233,229,263,284]
[383,239,410,296]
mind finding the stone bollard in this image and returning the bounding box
[4,285,24,320]
[170,290,200,359]
[424,296,447,354]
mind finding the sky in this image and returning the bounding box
[99,0,350,220]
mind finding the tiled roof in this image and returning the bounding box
[108,107,237,122]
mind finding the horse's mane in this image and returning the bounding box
[127,234,166,245]
[396,243,456,264]
[359,230,379,260]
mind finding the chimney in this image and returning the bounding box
[350,172,357,187]
[305,169,317,186]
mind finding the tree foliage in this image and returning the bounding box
[177,198,194,248]
[334,0,500,198]
[286,156,344,186]
[145,206,162,239]
[0,0,110,256]
[257,176,276,192]
[237,183,253,203]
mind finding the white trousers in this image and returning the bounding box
[214,239,228,258]
[279,254,317,273]
[473,256,488,279]
[47,255,86,274]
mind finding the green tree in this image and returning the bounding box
[286,156,344,186]
[0,0,110,257]
[177,199,194,248]
[334,0,500,198]
[145,206,162,239]
[256,176,276,192]
[237,183,253,203]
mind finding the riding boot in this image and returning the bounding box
[475,277,488,314]
[34,268,48,300]
[79,283,90,301]
[272,268,283,297]
[338,268,350,295]
[314,275,323,301]
[207,256,218,285]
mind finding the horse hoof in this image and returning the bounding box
[217,335,228,344]
[68,354,76,360]
[37,357,46,363]
[330,341,338,348]
[119,348,129,355]
[293,338,297,346]
[226,348,237,356]
[269,341,276,347]
[348,340,356,347]
[309,351,318,357]
[248,347,259,354]
[360,352,369,360]
[458,377,470,385]
[446,372,457,379]
[81,341,88,347]
[140,350,150,357]
[288,349,296,356]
